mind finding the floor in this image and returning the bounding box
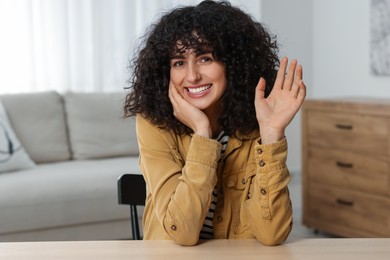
[287,172,333,241]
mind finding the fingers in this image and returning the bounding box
[274,57,288,90]
[291,78,306,104]
[271,57,306,104]
[168,82,182,113]
[296,79,306,102]
[275,57,304,92]
[284,59,298,91]
[169,82,185,100]
[292,63,302,89]
[295,63,303,79]
[279,57,305,95]
[168,82,176,104]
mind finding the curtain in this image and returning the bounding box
[0,0,261,94]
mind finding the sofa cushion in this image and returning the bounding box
[0,101,36,173]
[0,91,71,163]
[64,92,138,160]
[0,157,140,235]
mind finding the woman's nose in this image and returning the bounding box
[186,64,201,83]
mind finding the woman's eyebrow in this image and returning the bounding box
[170,49,213,59]
[171,54,185,59]
[196,50,213,56]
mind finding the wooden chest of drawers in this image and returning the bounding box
[302,99,390,237]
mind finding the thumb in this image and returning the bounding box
[255,77,266,101]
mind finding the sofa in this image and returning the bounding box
[0,91,142,242]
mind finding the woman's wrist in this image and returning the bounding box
[194,124,212,139]
[195,130,211,138]
[259,127,285,144]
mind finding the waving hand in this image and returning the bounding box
[255,57,306,144]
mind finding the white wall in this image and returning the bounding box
[261,0,313,173]
[313,0,390,98]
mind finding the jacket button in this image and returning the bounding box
[257,148,263,154]
[217,216,223,222]
[241,178,246,184]
[171,225,177,231]
[259,160,265,167]
[260,188,267,195]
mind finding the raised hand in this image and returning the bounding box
[168,83,212,138]
[254,57,306,144]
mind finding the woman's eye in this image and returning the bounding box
[171,60,184,67]
[200,56,213,63]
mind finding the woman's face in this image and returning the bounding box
[169,47,227,113]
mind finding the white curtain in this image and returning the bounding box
[0,0,261,94]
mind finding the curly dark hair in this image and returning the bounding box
[124,0,279,136]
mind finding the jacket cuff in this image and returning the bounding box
[186,134,222,169]
[255,137,287,173]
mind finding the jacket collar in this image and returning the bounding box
[234,129,260,141]
[216,129,258,163]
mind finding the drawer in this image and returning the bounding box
[306,111,389,157]
[307,183,390,236]
[307,147,389,196]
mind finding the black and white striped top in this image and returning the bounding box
[199,131,229,239]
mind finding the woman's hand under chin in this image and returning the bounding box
[168,82,212,138]
[254,57,306,144]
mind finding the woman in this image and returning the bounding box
[124,0,306,246]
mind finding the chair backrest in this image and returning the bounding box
[117,174,146,240]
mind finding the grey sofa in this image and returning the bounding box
[0,91,141,242]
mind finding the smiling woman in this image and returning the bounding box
[124,0,306,246]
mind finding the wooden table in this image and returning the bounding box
[0,238,389,260]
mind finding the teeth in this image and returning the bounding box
[187,84,211,94]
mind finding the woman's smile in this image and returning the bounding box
[185,84,212,96]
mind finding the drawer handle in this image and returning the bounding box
[336,199,354,207]
[336,161,353,168]
[335,124,353,130]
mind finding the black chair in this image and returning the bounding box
[117,174,146,240]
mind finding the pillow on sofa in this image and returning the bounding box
[64,92,138,160]
[0,91,71,163]
[0,101,36,173]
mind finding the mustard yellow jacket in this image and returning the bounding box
[136,115,292,246]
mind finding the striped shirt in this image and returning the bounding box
[199,131,229,239]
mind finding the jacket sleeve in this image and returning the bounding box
[136,116,221,245]
[244,138,293,246]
